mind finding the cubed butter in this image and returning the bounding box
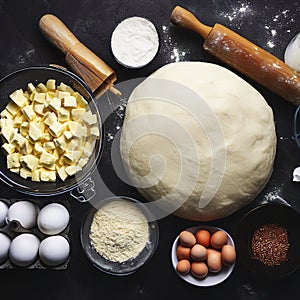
[57,166,68,181]
[20,167,32,179]
[20,154,39,171]
[49,121,64,137]
[29,122,42,141]
[36,83,47,93]
[34,104,44,115]
[7,153,20,169]
[2,143,15,155]
[64,130,73,140]
[82,111,97,125]
[49,97,61,112]
[43,112,57,126]
[44,141,55,151]
[10,89,27,107]
[46,79,56,90]
[22,105,35,121]
[40,151,56,167]
[40,169,56,182]
[33,92,46,103]
[63,95,77,108]
[27,83,36,94]
[71,108,85,121]
[6,101,19,116]
[58,107,70,122]
[65,165,82,176]
[31,169,40,182]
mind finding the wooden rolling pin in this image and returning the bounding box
[171,6,300,106]
[39,14,120,96]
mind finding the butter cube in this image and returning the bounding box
[20,154,39,171]
[74,92,88,107]
[27,83,36,94]
[2,143,15,155]
[22,105,35,121]
[78,157,88,168]
[20,122,29,137]
[54,135,67,153]
[33,92,46,104]
[34,143,44,155]
[82,111,97,125]
[40,133,51,142]
[40,151,56,167]
[10,168,20,174]
[63,150,81,164]
[58,91,70,100]
[40,169,56,182]
[89,126,100,138]
[49,97,61,112]
[32,169,40,182]
[63,95,77,108]
[34,104,44,115]
[1,127,14,142]
[68,121,80,136]
[43,112,57,126]
[57,166,68,181]
[36,83,47,93]
[49,121,64,137]
[29,122,42,141]
[0,118,13,129]
[20,167,32,179]
[7,153,20,169]
[44,141,55,151]
[46,79,56,90]
[58,107,70,122]
[64,130,73,141]
[83,140,95,158]
[58,82,74,94]
[11,132,26,148]
[65,165,81,176]
[21,140,33,155]
[1,109,13,119]
[6,101,19,116]
[71,108,85,121]
[10,89,27,107]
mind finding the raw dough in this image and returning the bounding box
[120,62,276,221]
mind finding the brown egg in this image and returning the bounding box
[211,230,228,249]
[190,244,207,261]
[176,259,191,275]
[207,249,222,273]
[195,229,211,247]
[176,244,191,260]
[221,245,236,266]
[179,231,196,247]
[191,262,208,279]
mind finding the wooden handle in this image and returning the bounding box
[39,14,117,92]
[39,14,79,54]
[171,6,300,105]
[171,6,212,39]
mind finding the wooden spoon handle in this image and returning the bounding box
[39,14,79,54]
[171,6,212,39]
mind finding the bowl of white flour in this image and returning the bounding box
[80,196,159,275]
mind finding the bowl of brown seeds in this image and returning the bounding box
[236,203,300,279]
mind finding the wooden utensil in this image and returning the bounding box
[39,14,120,96]
[171,6,300,106]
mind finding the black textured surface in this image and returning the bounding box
[0,0,300,299]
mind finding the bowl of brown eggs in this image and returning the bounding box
[171,225,236,287]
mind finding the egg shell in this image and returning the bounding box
[0,232,11,264]
[0,201,8,228]
[195,229,211,248]
[176,259,191,275]
[211,230,228,249]
[179,231,196,247]
[207,248,222,273]
[7,201,39,229]
[176,244,191,260]
[191,261,208,279]
[37,203,70,235]
[39,236,70,267]
[190,244,207,261]
[221,245,236,266]
[9,233,40,267]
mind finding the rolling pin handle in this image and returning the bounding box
[171,6,212,39]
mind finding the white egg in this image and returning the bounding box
[7,201,39,229]
[284,32,300,72]
[0,233,11,264]
[9,234,40,267]
[0,201,8,228]
[39,236,70,266]
[37,203,69,235]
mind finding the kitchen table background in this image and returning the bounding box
[0,0,300,299]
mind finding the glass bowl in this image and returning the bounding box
[171,225,236,287]
[0,66,103,196]
[80,196,159,275]
[236,203,300,279]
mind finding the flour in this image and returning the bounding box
[111,17,159,68]
[90,199,149,262]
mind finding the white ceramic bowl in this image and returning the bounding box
[171,225,236,287]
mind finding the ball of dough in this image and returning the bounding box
[120,62,276,221]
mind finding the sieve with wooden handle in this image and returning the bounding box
[171,6,300,106]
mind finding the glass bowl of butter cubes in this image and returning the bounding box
[0,66,102,196]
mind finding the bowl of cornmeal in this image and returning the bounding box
[80,196,159,275]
